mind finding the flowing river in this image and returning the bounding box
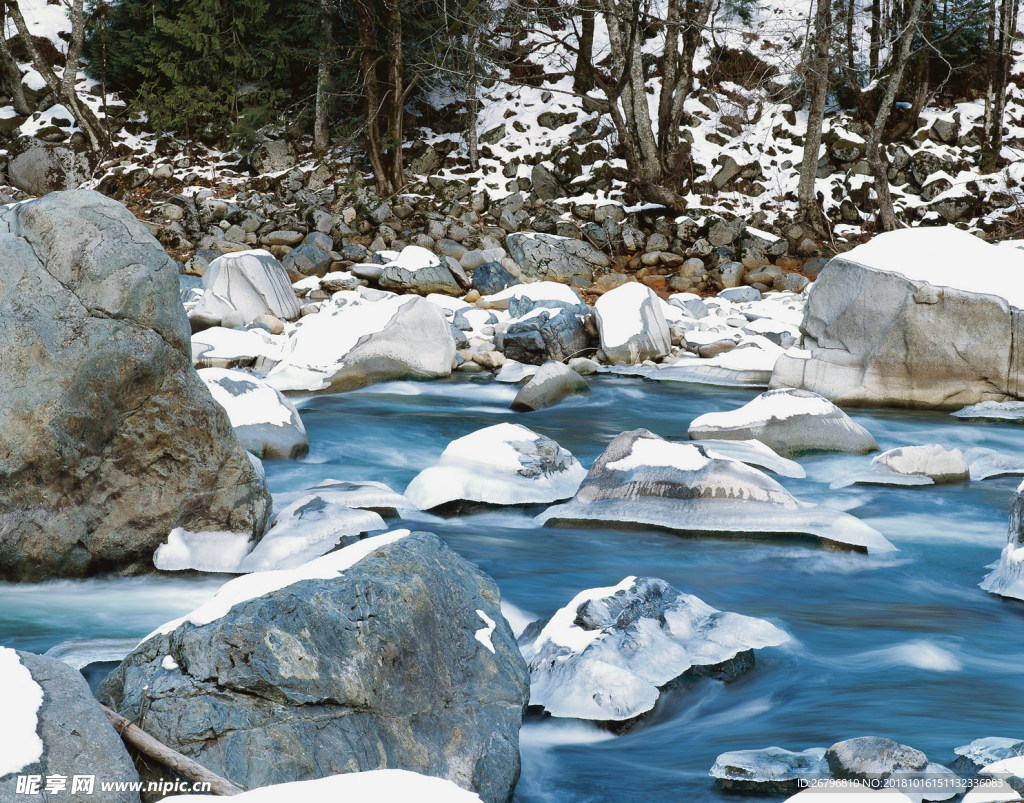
[2,375,1022,802]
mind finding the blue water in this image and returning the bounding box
[3,375,1023,802]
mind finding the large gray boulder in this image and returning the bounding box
[6,139,92,196]
[689,388,878,457]
[0,648,139,803]
[823,736,960,800]
[771,227,1024,408]
[539,429,894,553]
[98,531,529,803]
[0,190,271,581]
[265,295,455,392]
[199,249,300,324]
[505,232,609,283]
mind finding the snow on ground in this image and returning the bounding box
[0,646,44,777]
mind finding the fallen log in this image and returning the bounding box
[101,704,243,796]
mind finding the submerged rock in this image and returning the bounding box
[952,401,1024,422]
[198,368,308,459]
[404,423,586,512]
[825,736,960,801]
[0,648,140,802]
[689,388,878,457]
[99,531,529,803]
[963,448,1024,480]
[511,361,589,412]
[771,227,1024,408]
[0,190,270,582]
[518,576,788,724]
[539,430,894,553]
[265,295,455,393]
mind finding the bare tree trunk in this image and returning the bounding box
[356,0,393,195]
[466,30,480,171]
[982,0,1012,170]
[573,0,596,93]
[6,0,109,150]
[870,0,882,77]
[313,0,332,155]
[865,0,925,231]
[0,4,30,115]
[383,0,404,192]
[798,0,832,236]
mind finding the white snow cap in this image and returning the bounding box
[0,647,45,777]
[149,530,412,638]
[837,226,1024,310]
[158,769,482,802]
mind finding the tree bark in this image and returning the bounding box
[0,3,30,115]
[6,0,109,150]
[865,0,925,231]
[573,0,596,93]
[101,705,243,797]
[798,0,832,236]
[313,0,333,155]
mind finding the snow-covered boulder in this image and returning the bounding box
[538,430,894,553]
[981,480,1024,601]
[0,647,139,801]
[159,770,483,802]
[378,245,464,296]
[711,746,827,793]
[482,281,585,311]
[694,438,806,479]
[952,401,1024,422]
[238,493,386,572]
[505,232,609,283]
[951,737,1024,775]
[771,227,1024,408]
[517,576,788,723]
[198,367,308,459]
[296,479,412,516]
[191,325,284,369]
[265,295,455,393]
[511,360,589,411]
[405,423,586,512]
[689,388,878,457]
[656,338,784,388]
[99,531,529,803]
[199,249,300,324]
[831,444,970,489]
[594,283,671,365]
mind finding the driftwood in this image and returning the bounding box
[101,704,243,797]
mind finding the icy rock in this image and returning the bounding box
[964,448,1024,480]
[296,479,412,517]
[831,444,969,489]
[518,576,788,723]
[191,326,283,369]
[153,528,255,573]
[378,245,463,295]
[494,359,539,384]
[771,227,1024,408]
[952,401,1024,422]
[695,438,806,478]
[594,283,671,365]
[482,282,585,310]
[689,388,878,457]
[43,638,141,671]
[405,423,586,512]
[265,295,455,393]
[539,429,894,553]
[511,360,589,412]
[711,746,827,793]
[981,480,1024,601]
[199,368,308,459]
[199,249,300,324]
[654,338,784,388]
[238,494,386,572]
[158,770,483,802]
[951,737,1024,775]
[99,532,528,803]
